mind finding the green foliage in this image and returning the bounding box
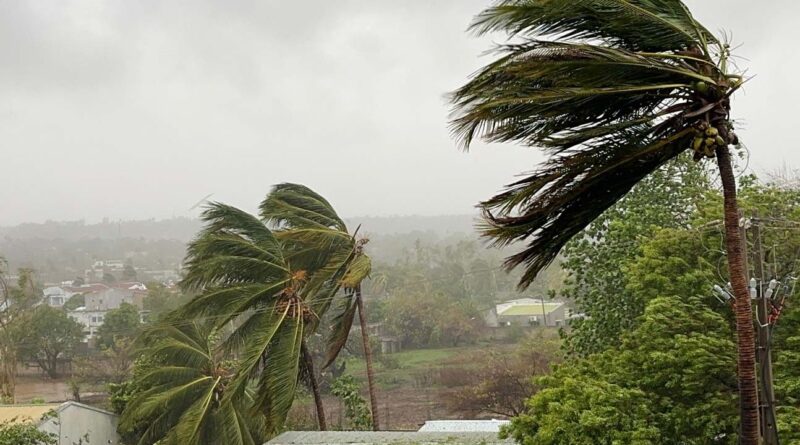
[505,296,738,444]
[96,303,141,350]
[179,184,372,434]
[119,321,267,445]
[122,263,137,281]
[18,305,83,379]
[561,156,709,355]
[384,291,482,348]
[0,419,56,445]
[504,376,661,445]
[63,293,85,311]
[142,282,185,320]
[330,375,372,431]
[774,294,800,444]
[448,332,560,418]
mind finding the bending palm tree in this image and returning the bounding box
[180,203,331,433]
[260,184,380,430]
[450,1,756,442]
[119,321,267,445]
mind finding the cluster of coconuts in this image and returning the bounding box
[691,121,726,159]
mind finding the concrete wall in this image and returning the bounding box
[39,402,121,445]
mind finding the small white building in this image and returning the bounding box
[67,308,105,343]
[0,401,121,445]
[43,286,69,307]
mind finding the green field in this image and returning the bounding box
[343,344,512,390]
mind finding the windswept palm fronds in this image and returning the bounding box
[450,0,756,442]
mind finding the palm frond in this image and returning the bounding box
[250,317,304,433]
[260,183,348,231]
[341,255,372,289]
[450,0,734,287]
[323,292,358,368]
[471,0,715,52]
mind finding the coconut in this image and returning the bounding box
[705,127,719,137]
[695,81,709,94]
[715,136,726,146]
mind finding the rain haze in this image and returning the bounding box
[1,0,798,225]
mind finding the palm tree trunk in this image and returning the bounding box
[301,341,327,431]
[355,286,380,431]
[716,145,759,444]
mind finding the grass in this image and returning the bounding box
[343,343,513,390]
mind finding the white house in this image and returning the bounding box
[0,401,121,445]
[43,286,69,307]
[67,308,106,343]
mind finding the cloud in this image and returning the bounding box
[0,0,797,225]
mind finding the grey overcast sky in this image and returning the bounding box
[1,0,798,225]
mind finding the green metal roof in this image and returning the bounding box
[498,304,561,316]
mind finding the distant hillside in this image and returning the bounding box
[347,214,478,236]
[0,214,480,282]
[0,214,478,242]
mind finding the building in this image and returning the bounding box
[42,286,70,307]
[0,402,121,445]
[84,285,146,311]
[486,298,568,328]
[266,431,513,445]
[68,282,148,343]
[67,308,107,343]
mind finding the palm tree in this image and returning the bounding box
[180,202,332,433]
[449,1,755,442]
[119,321,268,445]
[260,184,380,430]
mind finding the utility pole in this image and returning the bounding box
[751,214,778,444]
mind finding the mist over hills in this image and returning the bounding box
[0,214,482,282]
[0,214,478,242]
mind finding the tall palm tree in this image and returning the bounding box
[180,203,332,433]
[119,321,268,445]
[259,184,380,430]
[449,1,755,442]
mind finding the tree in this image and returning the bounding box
[95,303,141,350]
[503,296,738,444]
[63,293,85,311]
[122,263,137,281]
[330,375,372,430]
[18,306,83,379]
[143,282,184,320]
[447,332,559,418]
[384,291,482,348]
[118,321,267,445]
[180,200,347,433]
[560,156,708,355]
[259,184,381,430]
[449,2,756,439]
[0,419,56,445]
[102,272,117,284]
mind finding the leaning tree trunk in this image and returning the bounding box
[716,145,759,444]
[301,341,327,431]
[355,286,380,431]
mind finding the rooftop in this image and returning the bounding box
[498,304,562,316]
[266,431,512,445]
[418,420,510,433]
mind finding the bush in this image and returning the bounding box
[377,354,401,370]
